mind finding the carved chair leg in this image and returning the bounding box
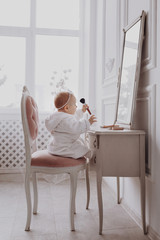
[25,173,32,231]
[69,171,78,231]
[86,162,90,209]
[32,172,38,214]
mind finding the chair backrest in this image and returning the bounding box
[26,95,39,141]
[21,86,39,163]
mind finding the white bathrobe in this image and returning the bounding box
[45,109,90,159]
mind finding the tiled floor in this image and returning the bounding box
[0,171,150,240]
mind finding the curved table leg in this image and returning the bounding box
[96,171,103,235]
[70,171,78,231]
[140,175,147,234]
[140,134,147,234]
[86,162,90,209]
[117,177,120,204]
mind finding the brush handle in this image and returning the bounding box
[81,101,92,114]
[86,107,91,115]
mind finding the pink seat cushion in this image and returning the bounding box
[26,96,39,140]
[31,150,86,168]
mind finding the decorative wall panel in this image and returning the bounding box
[103,0,120,85]
[135,84,156,176]
[101,95,117,125]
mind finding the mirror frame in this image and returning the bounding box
[114,10,146,128]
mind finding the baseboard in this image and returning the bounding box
[121,200,160,240]
[103,179,160,240]
[147,226,160,240]
[0,169,91,183]
[0,172,25,182]
[0,168,25,174]
[120,198,142,227]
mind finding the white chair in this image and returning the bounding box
[21,86,90,231]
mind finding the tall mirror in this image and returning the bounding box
[115,11,146,127]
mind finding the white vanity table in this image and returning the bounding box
[87,11,147,235]
[88,128,146,235]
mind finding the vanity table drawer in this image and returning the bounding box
[87,134,97,168]
[88,134,97,150]
[90,154,97,169]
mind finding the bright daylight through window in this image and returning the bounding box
[0,0,80,111]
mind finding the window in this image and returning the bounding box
[0,36,25,108]
[0,0,81,112]
[35,35,79,111]
[0,0,30,27]
[36,0,79,30]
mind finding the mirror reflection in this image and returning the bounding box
[117,19,141,124]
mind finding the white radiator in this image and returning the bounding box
[0,115,50,173]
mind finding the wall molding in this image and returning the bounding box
[141,0,157,72]
[102,94,117,105]
[136,96,151,175]
[122,0,128,26]
[101,94,117,124]
[102,78,117,88]
[148,226,160,240]
[136,84,156,179]
[103,0,121,85]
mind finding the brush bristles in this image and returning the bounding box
[80,98,85,104]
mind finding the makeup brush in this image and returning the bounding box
[80,98,92,115]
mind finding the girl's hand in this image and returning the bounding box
[82,104,89,113]
[89,115,97,125]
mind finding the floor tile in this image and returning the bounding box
[0,217,14,240]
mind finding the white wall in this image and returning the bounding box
[93,0,160,238]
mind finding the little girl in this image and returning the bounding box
[45,91,96,159]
